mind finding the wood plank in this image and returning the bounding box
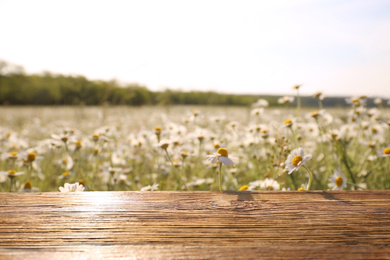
[0,191,389,259]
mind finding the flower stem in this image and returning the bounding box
[165,149,188,190]
[290,127,298,147]
[9,176,14,192]
[27,163,32,180]
[302,165,313,190]
[296,89,301,118]
[218,163,222,191]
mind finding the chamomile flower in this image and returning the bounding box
[206,148,235,167]
[252,98,269,108]
[251,108,264,117]
[19,181,39,192]
[206,147,235,191]
[7,170,25,178]
[157,139,170,150]
[140,183,159,191]
[51,132,73,144]
[284,119,293,128]
[378,147,390,157]
[285,147,314,190]
[59,182,85,192]
[56,154,74,171]
[158,164,171,175]
[248,180,262,190]
[313,91,324,100]
[278,96,295,104]
[328,169,347,190]
[187,178,214,188]
[285,147,312,174]
[58,171,74,180]
[260,178,280,191]
[8,152,19,161]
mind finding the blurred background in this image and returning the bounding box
[1,0,390,105]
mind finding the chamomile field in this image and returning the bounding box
[1,100,389,192]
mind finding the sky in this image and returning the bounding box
[1,0,390,97]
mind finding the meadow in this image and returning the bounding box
[0,99,389,192]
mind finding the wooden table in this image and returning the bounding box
[0,191,389,259]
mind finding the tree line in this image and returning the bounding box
[0,60,384,107]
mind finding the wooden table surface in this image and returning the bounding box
[0,191,389,259]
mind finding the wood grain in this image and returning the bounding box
[0,191,389,259]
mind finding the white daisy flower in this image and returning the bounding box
[252,98,269,108]
[248,180,262,190]
[328,169,347,190]
[284,119,293,128]
[313,91,324,100]
[158,165,170,175]
[377,147,390,157]
[285,147,312,174]
[278,96,295,104]
[19,181,39,192]
[260,178,280,191]
[140,183,159,191]
[59,182,85,192]
[206,148,235,167]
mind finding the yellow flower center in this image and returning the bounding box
[214,143,220,149]
[383,148,390,155]
[181,151,188,159]
[155,126,161,133]
[62,172,70,177]
[261,130,268,134]
[27,152,36,162]
[335,177,343,187]
[117,179,127,185]
[217,148,228,157]
[284,119,292,125]
[8,170,16,175]
[160,143,169,150]
[92,134,100,141]
[297,187,305,191]
[311,110,320,117]
[8,152,18,160]
[192,110,199,116]
[24,181,33,190]
[75,140,82,149]
[239,185,249,191]
[172,160,180,168]
[292,156,303,167]
[78,180,86,187]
